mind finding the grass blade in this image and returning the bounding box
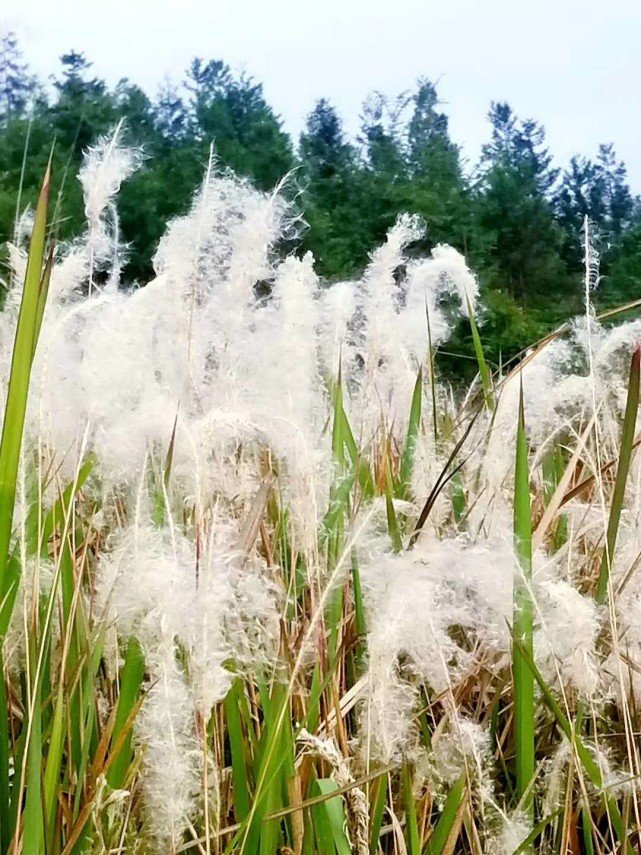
[311,779,352,855]
[0,649,11,852]
[0,161,51,616]
[106,636,145,789]
[596,345,640,603]
[403,761,421,854]
[43,683,65,850]
[423,771,465,855]
[467,295,494,411]
[369,773,388,855]
[399,367,422,498]
[23,682,44,854]
[513,380,534,811]
[226,679,252,822]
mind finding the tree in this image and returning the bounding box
[555,144,635,276]
[353,91,412,252]
[298,99,370,277]
[596,143,634,239]
[360,91,408,177]
[0,34,49,246]
[186,59,293,189]
[555,157,605,238]
[0,32,35,121]
[477,102,570,312]
[155,80,189,141]
[482,102,558,195]
[52,51,116,152]
[403,79,471,253]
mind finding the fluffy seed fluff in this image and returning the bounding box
[5,126,641,849]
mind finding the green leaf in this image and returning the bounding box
[596,345,640,603]
[43,683,65,850]
[107,636,145,789]
[423,771,465,855]
[226,679,252,822]
[0,649,12,852]
[385,459,403,553]
[23,685,44,854]
[350,548,367,676]
[399,367,423,498]
[369,773,388,855]
[0,162,51,623]
[513,380,534,811]
[467,295,494,411]
[403,762,421,854]
[311,779,352,855]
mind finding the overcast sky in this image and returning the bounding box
[6,0,641,188]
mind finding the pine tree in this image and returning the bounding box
[186,59,293,189]
[404,79,471,252]
[359,91,408,177]
[555,144,635,273]
[596,143,634,239]
[0,32,34,121]
[482,102,558,194]
[52,51,116,151]
[355,91,411,251]
[477,102,569,310]
[155,80,189,141]
[299,99,369,277]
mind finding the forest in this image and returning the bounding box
[1,31,640,376]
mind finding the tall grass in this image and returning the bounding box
[1,137,641,855]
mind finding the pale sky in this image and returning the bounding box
[6,0,641,188]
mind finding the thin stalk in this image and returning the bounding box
[513,380,534,812]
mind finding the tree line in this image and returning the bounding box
[1,31,640,376]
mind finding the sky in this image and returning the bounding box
[6,0,641,188]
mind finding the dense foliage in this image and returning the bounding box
[1,31,640,376]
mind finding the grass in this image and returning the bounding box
[2,161,641,855]
[512,381,534,817]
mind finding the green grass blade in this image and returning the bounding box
[403,762,421,854]
[399,367,422,498]
[513,380,534,811]
[350,548,367,676]
[369,773,388,855]
[106,636,145,789]
[467,295,494,411]
[0,161,51,614]
[512,808,563,854]
[226,679,252,822]
[33,245,54,361]
[233,682,290,855]
[596,345,640,603]
[0,649,11,852]
[331,366,347,470]
[581,807,596,855]
[331,365,374,498]
[23,685,44,854]
[385,459,403,553]
[423,771,465,855]
[43,684,65,849]
[311,779,352,855]
[425,303,439,444]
